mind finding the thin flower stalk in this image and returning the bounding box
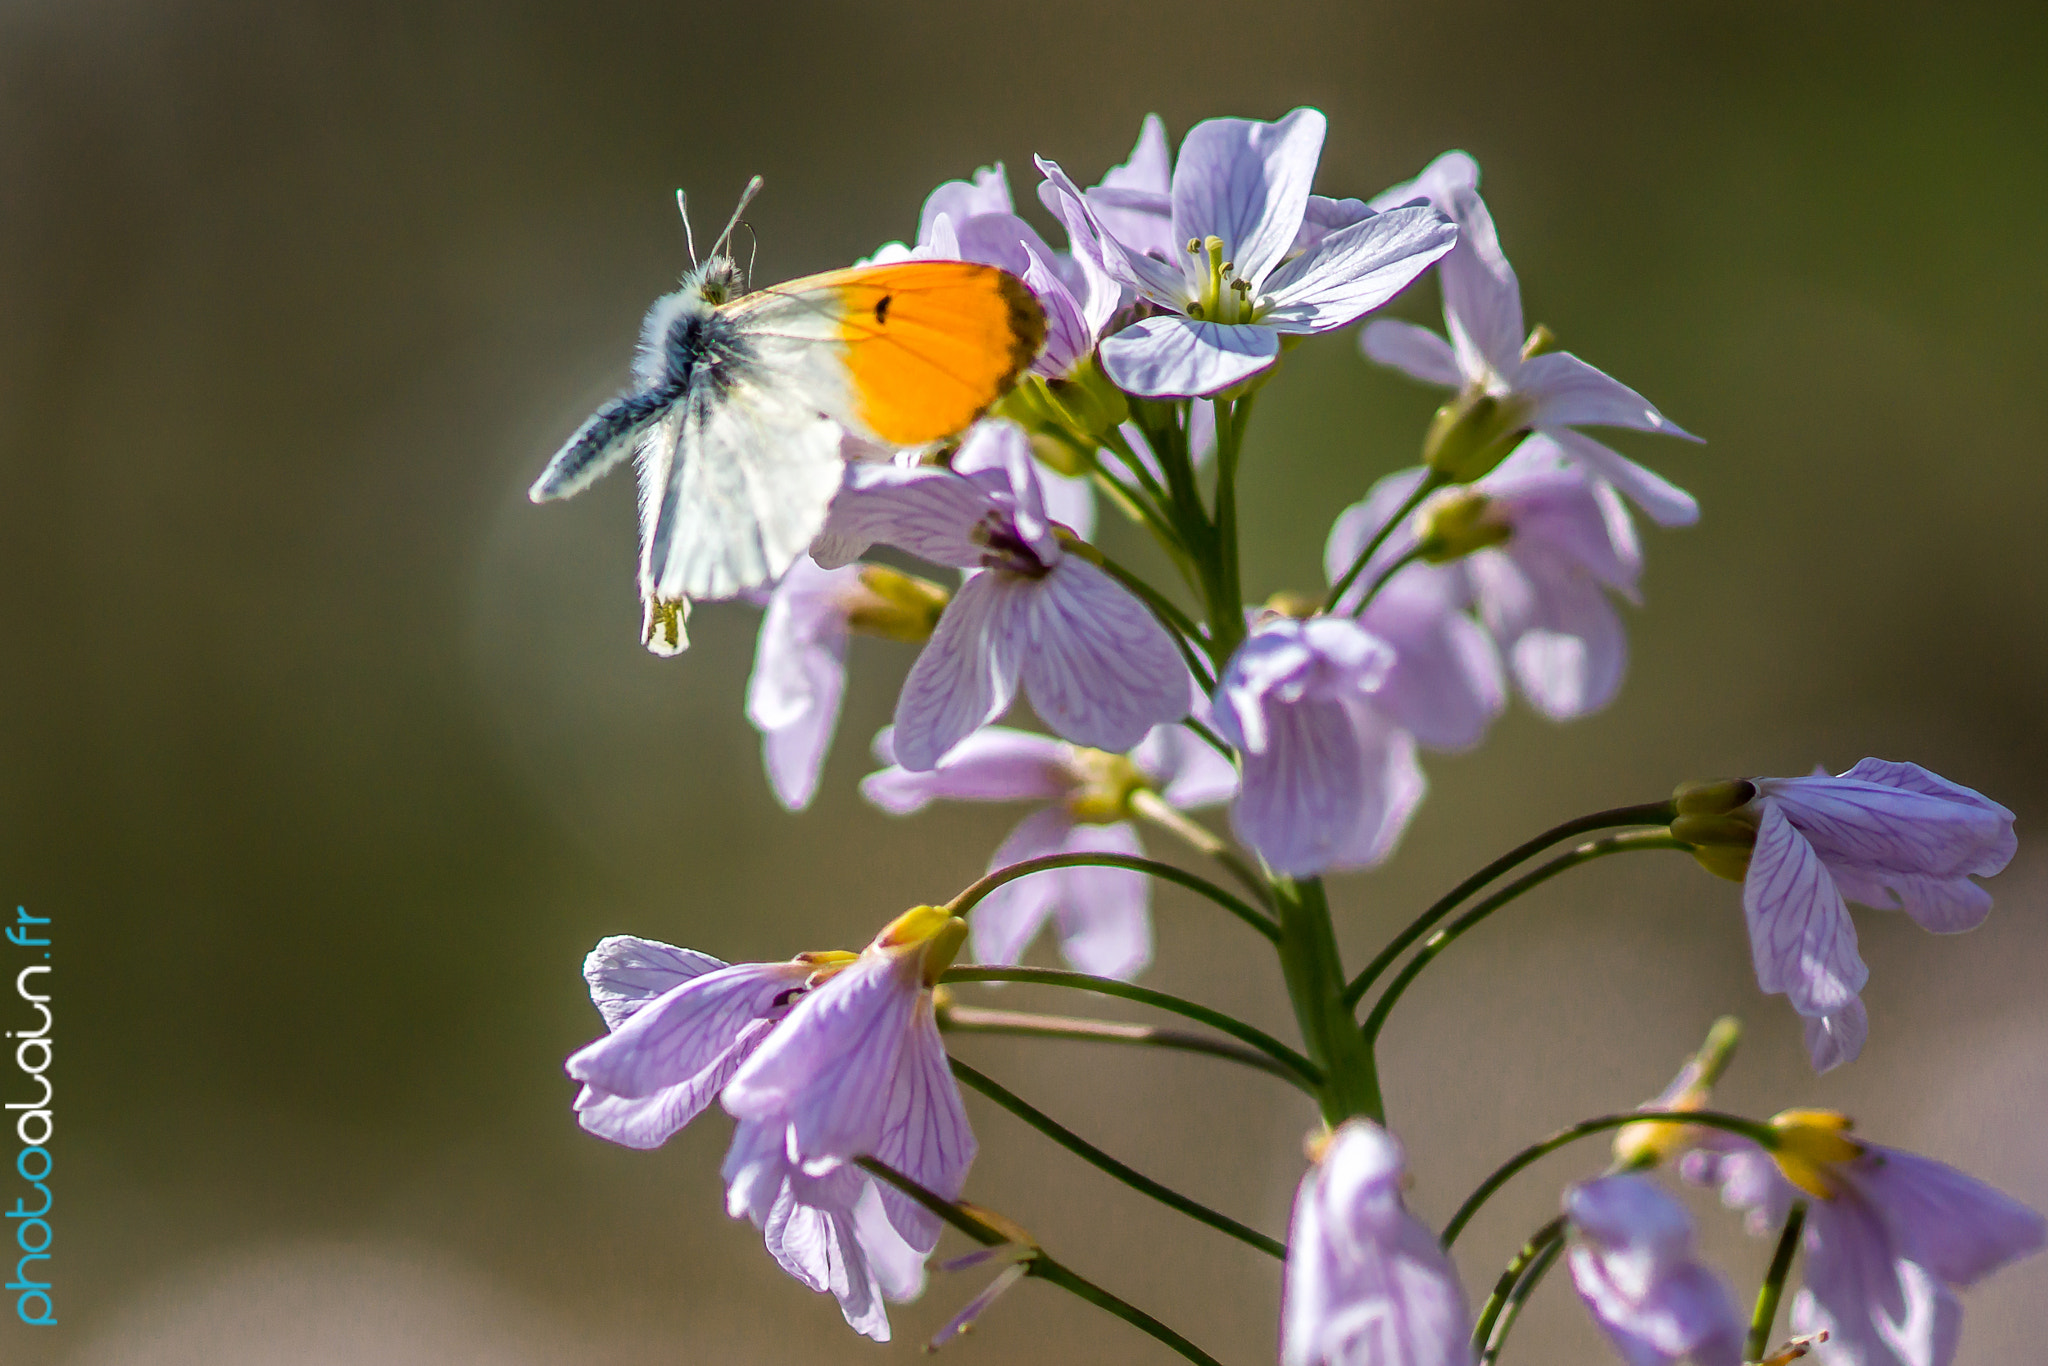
[937,1003,1305,1085]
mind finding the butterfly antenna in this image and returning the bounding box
[675,189,698,267]
[740,221,760,290]
[709,175,764,261]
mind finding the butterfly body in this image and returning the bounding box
[533,251,1044,653]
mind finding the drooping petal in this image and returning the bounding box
[1100,314,1281,398]
[1544,428,1700,529]
[1468,549,1630,720]
[892,572,1023,771]
[861,725,1069,813]
[870,1000,977,1250]
[568,960,807,1102]
[575,1018,778,1149]
[1132,722,1240,809]
[1849,1145,2046,1290]
[1564,1175,1744,1366]
[1742,801,1870,1017]
[1761,769,2015,883]
[1331,702,1428,871]
[1050,820,1152,980]
[1804,998,1869,1073]
[1016,558,1190,754]
[747,560,855,811]
[1360,319,1465,388]
[1170,108,1325,288]
[1361,572,1505,752]
[1230,696,1366,877]
[969,805,1074,969]
[1260,205,1458,333]
[1519,351,1699,440]
[1437,183,1526,381]
[582,935,728,1031]
[1792,1198,1962,1366]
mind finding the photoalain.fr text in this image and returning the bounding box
[8,907,52,1327]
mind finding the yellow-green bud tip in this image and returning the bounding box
[1768,1109,1860,1199]
[1422,387,1532,483]
[1414,488,1513,562]
[877,905,970,985]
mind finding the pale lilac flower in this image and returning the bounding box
[565,937,925,1339]
[1282,1119,1474,1366]
[1683,1117,2044,1366]
[723,906,977,1256]
[818,420,1188,770]
[1326,437,1649,721]
[1360,152,1700,526]
[1041,109,1456,397]
[1212,614,1426,876]
[721,1114,928,1341]
[862,723,1236,979]
[1690,760,2016,1071]
[1563,1175,1744,1366]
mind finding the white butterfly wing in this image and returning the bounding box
[635,370,845,607]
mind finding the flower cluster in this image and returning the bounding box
[538,108,2037,1366]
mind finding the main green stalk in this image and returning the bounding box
[1272,875,1384,1125]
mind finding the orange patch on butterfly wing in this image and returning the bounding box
[827,261,1047,446]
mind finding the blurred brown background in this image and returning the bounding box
[2,0,2044,1361]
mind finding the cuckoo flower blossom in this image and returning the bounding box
[745,559,948,811]
[723,906,977,1256]
[862,722,1236,979]
[1674,760,2016,1071]
[1283,1120,1474,1366]
[1327,436,1650,721]
[1563,1175,1744,1366]
[1212,614,1425,877]
[1041,108,1456,397]
[1360,152,1700,526]
[563,938,924,1340]
[1683,1113,2044,1366]
[817,420,1187,770]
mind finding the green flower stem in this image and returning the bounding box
[1324,468,1449,610]
[1180,715,1235,762]
[1091,549,1218,694]
[1129,788,1274,910]
[937,1003,1309,1089]
[942,965,1321,1087]
[945,851,1279,944]
[1096,424,1176,520]
[1359,832,1689,1042]
[1747,1202,1808,1362]
[1468,1214,1565,1358]
[1480,1232,1564,1364]
[1091,466,1191,564]
[1348,543,1428,618]
[1209,394,1254,659]
[1343,800,1679,1007]
[855,1156,1226,1366]
[1273,875,1385,1125]
[1439,1108,1782,1246]
[950,1056,1288,1260]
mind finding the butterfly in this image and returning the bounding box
[529,179,1047,654]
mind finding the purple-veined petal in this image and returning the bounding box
[1360,319,1465,388]
[1037,156,1189,305]
[1331,702,1427,870]
[1020,238,1099,379]
[1543,427,1700,529]
[1520,351,1699,440]
[1132,723,1240,809]
[1743,801,1869,1017]
[1051,820,1152,980]
[953,419,1059,564]
[871,1000,977,1251]
[1792,1198,1962,1366]
[1804,998,1868,1073]
[1438,183,1526,381]
[1015,558,1188,752]
[1231,696,1367,877]
[568,960,807,1101]
[1260,205,1458,333]
[1100,314,1281,398]
[1368,150,1480,213]
[970,805,1073,968]
[1292,194,1375,253]
[1849,1145,2046,1290]
[819,462,992,569]
[893,572,1023,771]
[1171,108,1325,288]
[1760,774,2015,881]
[861,725,1070,813]
[1362,573,1505,752]
[919,164,1013,245]
[582,935,729,1031]
[1089,112,1177,260]
[575,1018,777,1149]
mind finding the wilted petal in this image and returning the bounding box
[1171,108,1325,287]
[1100,314,1281,398]
[1017,558,1189,754]
[893,572,1023,771]
[861,725,1069,814]
[1261,205,1458,333]
[1743,801,1870,1017]
[1360,319,1465,388]
[1545,428,1700,529]
[1520,351,1699,440]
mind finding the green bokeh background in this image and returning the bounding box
[2,1,2043,1361]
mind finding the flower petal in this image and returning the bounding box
[1230,696,1366,877]
[1438,183,1526,380]
[1793,1198,1962,1366]
[1132,723,1240,809]
[1543,428,1700,529]
[919,164,1013,244]
[1051,820,1152,980]
[1016,558,1190,753]
[1851,1144,2047,1289]
[861,725,1070,813]
[1089,112,1178,260]
[1742,801,1869,1016]
[1520,352,1699,440]
[1171,108,1325,287]
[1100,315,1281,398]
[1037,155,1189,305]
[1359,319,1464,389]
[568,962,805,1101]
[969,806,1073,968]
[1469,549,1630,721]
[893,572,1023,771]
[582,935,729,1031]
[818,462,992,569]
[871,1001,977,1251]
[1361,574,1504,752]
[1260,205,1457,333]
[1332,704,1427,871]
[1803,998,1869,1073]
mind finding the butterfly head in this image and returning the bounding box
[682,255,745,308]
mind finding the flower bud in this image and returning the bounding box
[1262,590,1321,620]
[1673,779,1758,817]
[1422,386,1531,483]
[1046,354,1130,444]
[1519,323,1560,360]
[877,904,972,986]
[1613,1016,1742,1169]
[842,566,950,643]
[1414,488,1513,562]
